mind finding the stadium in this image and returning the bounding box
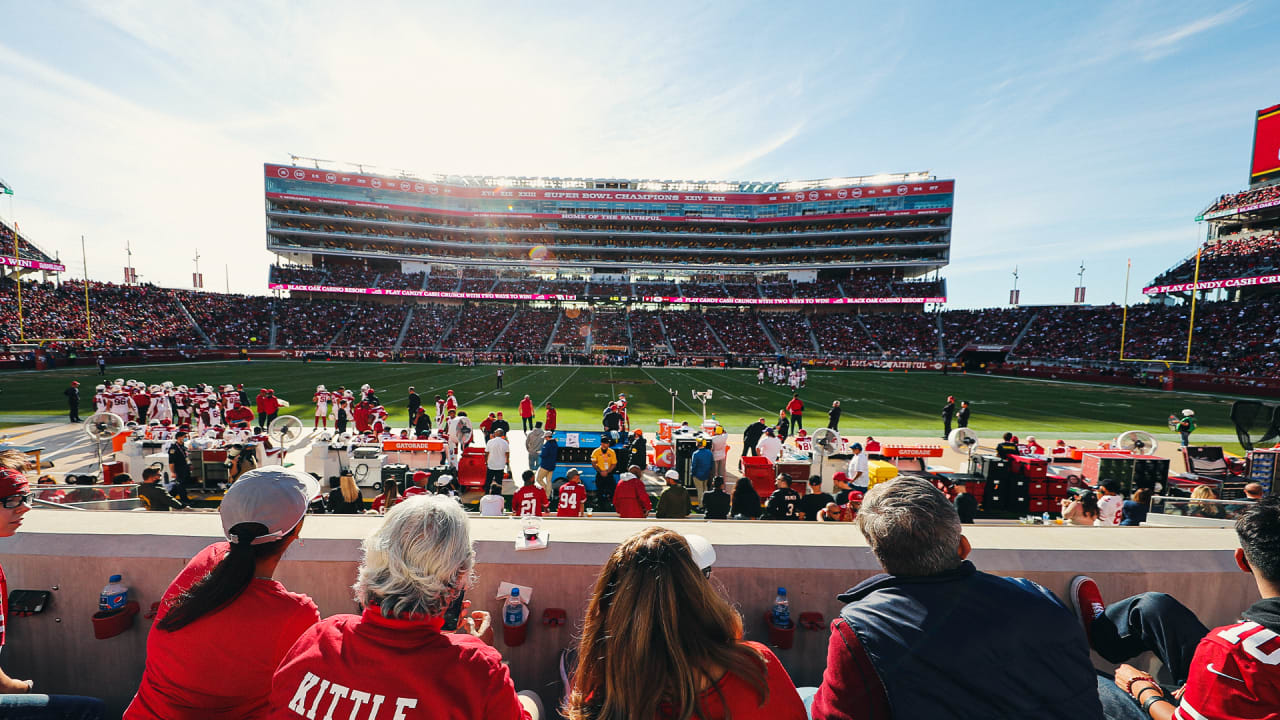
[2,37,1280,719]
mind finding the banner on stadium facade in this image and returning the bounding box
[265,165,954,206]
[268,282,945,305]
[0,255,65,272]
[265,192,950,225]
[846,359,945,370]
[1142,272,1280,295]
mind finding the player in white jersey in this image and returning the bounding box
[107,389,135,423]
[147,392,173,424]
[799,366,808,387]
[313,385,331,429]
[94,385,108,413]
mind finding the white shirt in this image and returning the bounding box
[847,452,869,488]
[479,494,505,516]
[485,437,510,470]
[711,433,728,461]
[1096,494,1123,526]
[757,435,782,463]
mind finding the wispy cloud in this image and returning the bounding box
[1135,3,1249,61]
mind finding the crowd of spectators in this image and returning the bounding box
[400,304,462,349]
[1203,183,1280,214]
[627,310,670,351]
[552,309,591,350]
[183,292,274,347]
[1150,231,1280,285]
[588,310,630,347]
[440,305,512,349]
[859,311,939,359]
[660,311,723,353]
[813,312,875,355]
[496,309,558,351]
[703,310,774,355]
[940,308,1034,353]
[760,311,814,353]
[0,280,204,349]
[272,299,361,348]
[331,304,411,347]
[0,220,56,262]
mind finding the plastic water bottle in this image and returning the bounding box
[503,588,527,628]
[1042,512,1051,525]
[771,587,791,628]
[99,575,128,613]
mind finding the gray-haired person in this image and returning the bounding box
[808,477,1102,719]
[270,495,544,718]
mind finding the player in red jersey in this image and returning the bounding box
[1072,496,1280,719]
[556,469,587,517]
[512,471,547,517]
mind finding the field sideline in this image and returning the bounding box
[0,361,1249,452]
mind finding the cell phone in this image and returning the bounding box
[442,589,466,632]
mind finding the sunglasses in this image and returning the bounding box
[1,493,33,509]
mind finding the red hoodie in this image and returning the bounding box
[612,476,652,518]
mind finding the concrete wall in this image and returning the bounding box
[0,510,1255,716]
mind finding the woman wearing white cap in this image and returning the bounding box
[125,466,321,719]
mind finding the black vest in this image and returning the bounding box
[838,561,1102,719]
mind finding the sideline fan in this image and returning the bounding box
[565,527,805,719]
[126,466,320,719]
[1074,496,1280,719]
[269,495,542,719]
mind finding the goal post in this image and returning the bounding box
[1118,249,1200,364]
[12,234,93,344]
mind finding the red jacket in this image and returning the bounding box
[786,398,804,415]
[518,398,534,419]
[544,408,557,432]
[270,607,531,720]
[612,477,652,518]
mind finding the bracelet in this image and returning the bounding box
[1142,695,1173,714]
[1135,685,1162,703]
[1123,674,1156,695]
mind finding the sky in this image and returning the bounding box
[0,0,1275,308]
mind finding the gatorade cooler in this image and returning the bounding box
[658,419,674,441]
[101,461,126,484]
[457,447,487,490]
[742,456,776,499]
[652,441,675,469]
[867,460,899,488]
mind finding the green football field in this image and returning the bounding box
[0,361,1250,452]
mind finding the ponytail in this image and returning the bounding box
[156,523,290,632]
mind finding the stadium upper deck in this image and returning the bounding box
[264,163,954,274]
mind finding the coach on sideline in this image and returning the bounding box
[809,477,1102,718]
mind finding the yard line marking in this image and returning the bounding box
[639,367,703,417]
[537,366,581,407]
[467,367,553,406]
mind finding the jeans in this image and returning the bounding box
[529,453,540,471]
[0,694,106,719]
[1180,431,1190,447]
[1091,592,1208,720]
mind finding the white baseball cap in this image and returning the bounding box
[683,533,716,571]
[665,470,680,480]
[619,472,635,482]
[220,466,320,545]
[435,475,455,487]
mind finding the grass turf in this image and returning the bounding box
[1,361,1249,453]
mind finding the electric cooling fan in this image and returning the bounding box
[1115,430,1158,455]
[83,412,126,471]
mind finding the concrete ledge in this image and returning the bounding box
[0,510,1254,715]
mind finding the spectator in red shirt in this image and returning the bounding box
[519,395,535,432]
[1073,496,1280,719]
[255,388,272,428]
[371,480,401,514]
[565,527,805,719]
[556,469,587,517]
[403,471,430,498]
[225,401,254,428]
[544,403,557,432]
[786,395,804,431]
[269,495,542,719]
[512,472,548,517]
[612,467,652,519]
[127,466,321,719]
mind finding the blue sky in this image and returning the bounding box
[0,0,1274,307]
